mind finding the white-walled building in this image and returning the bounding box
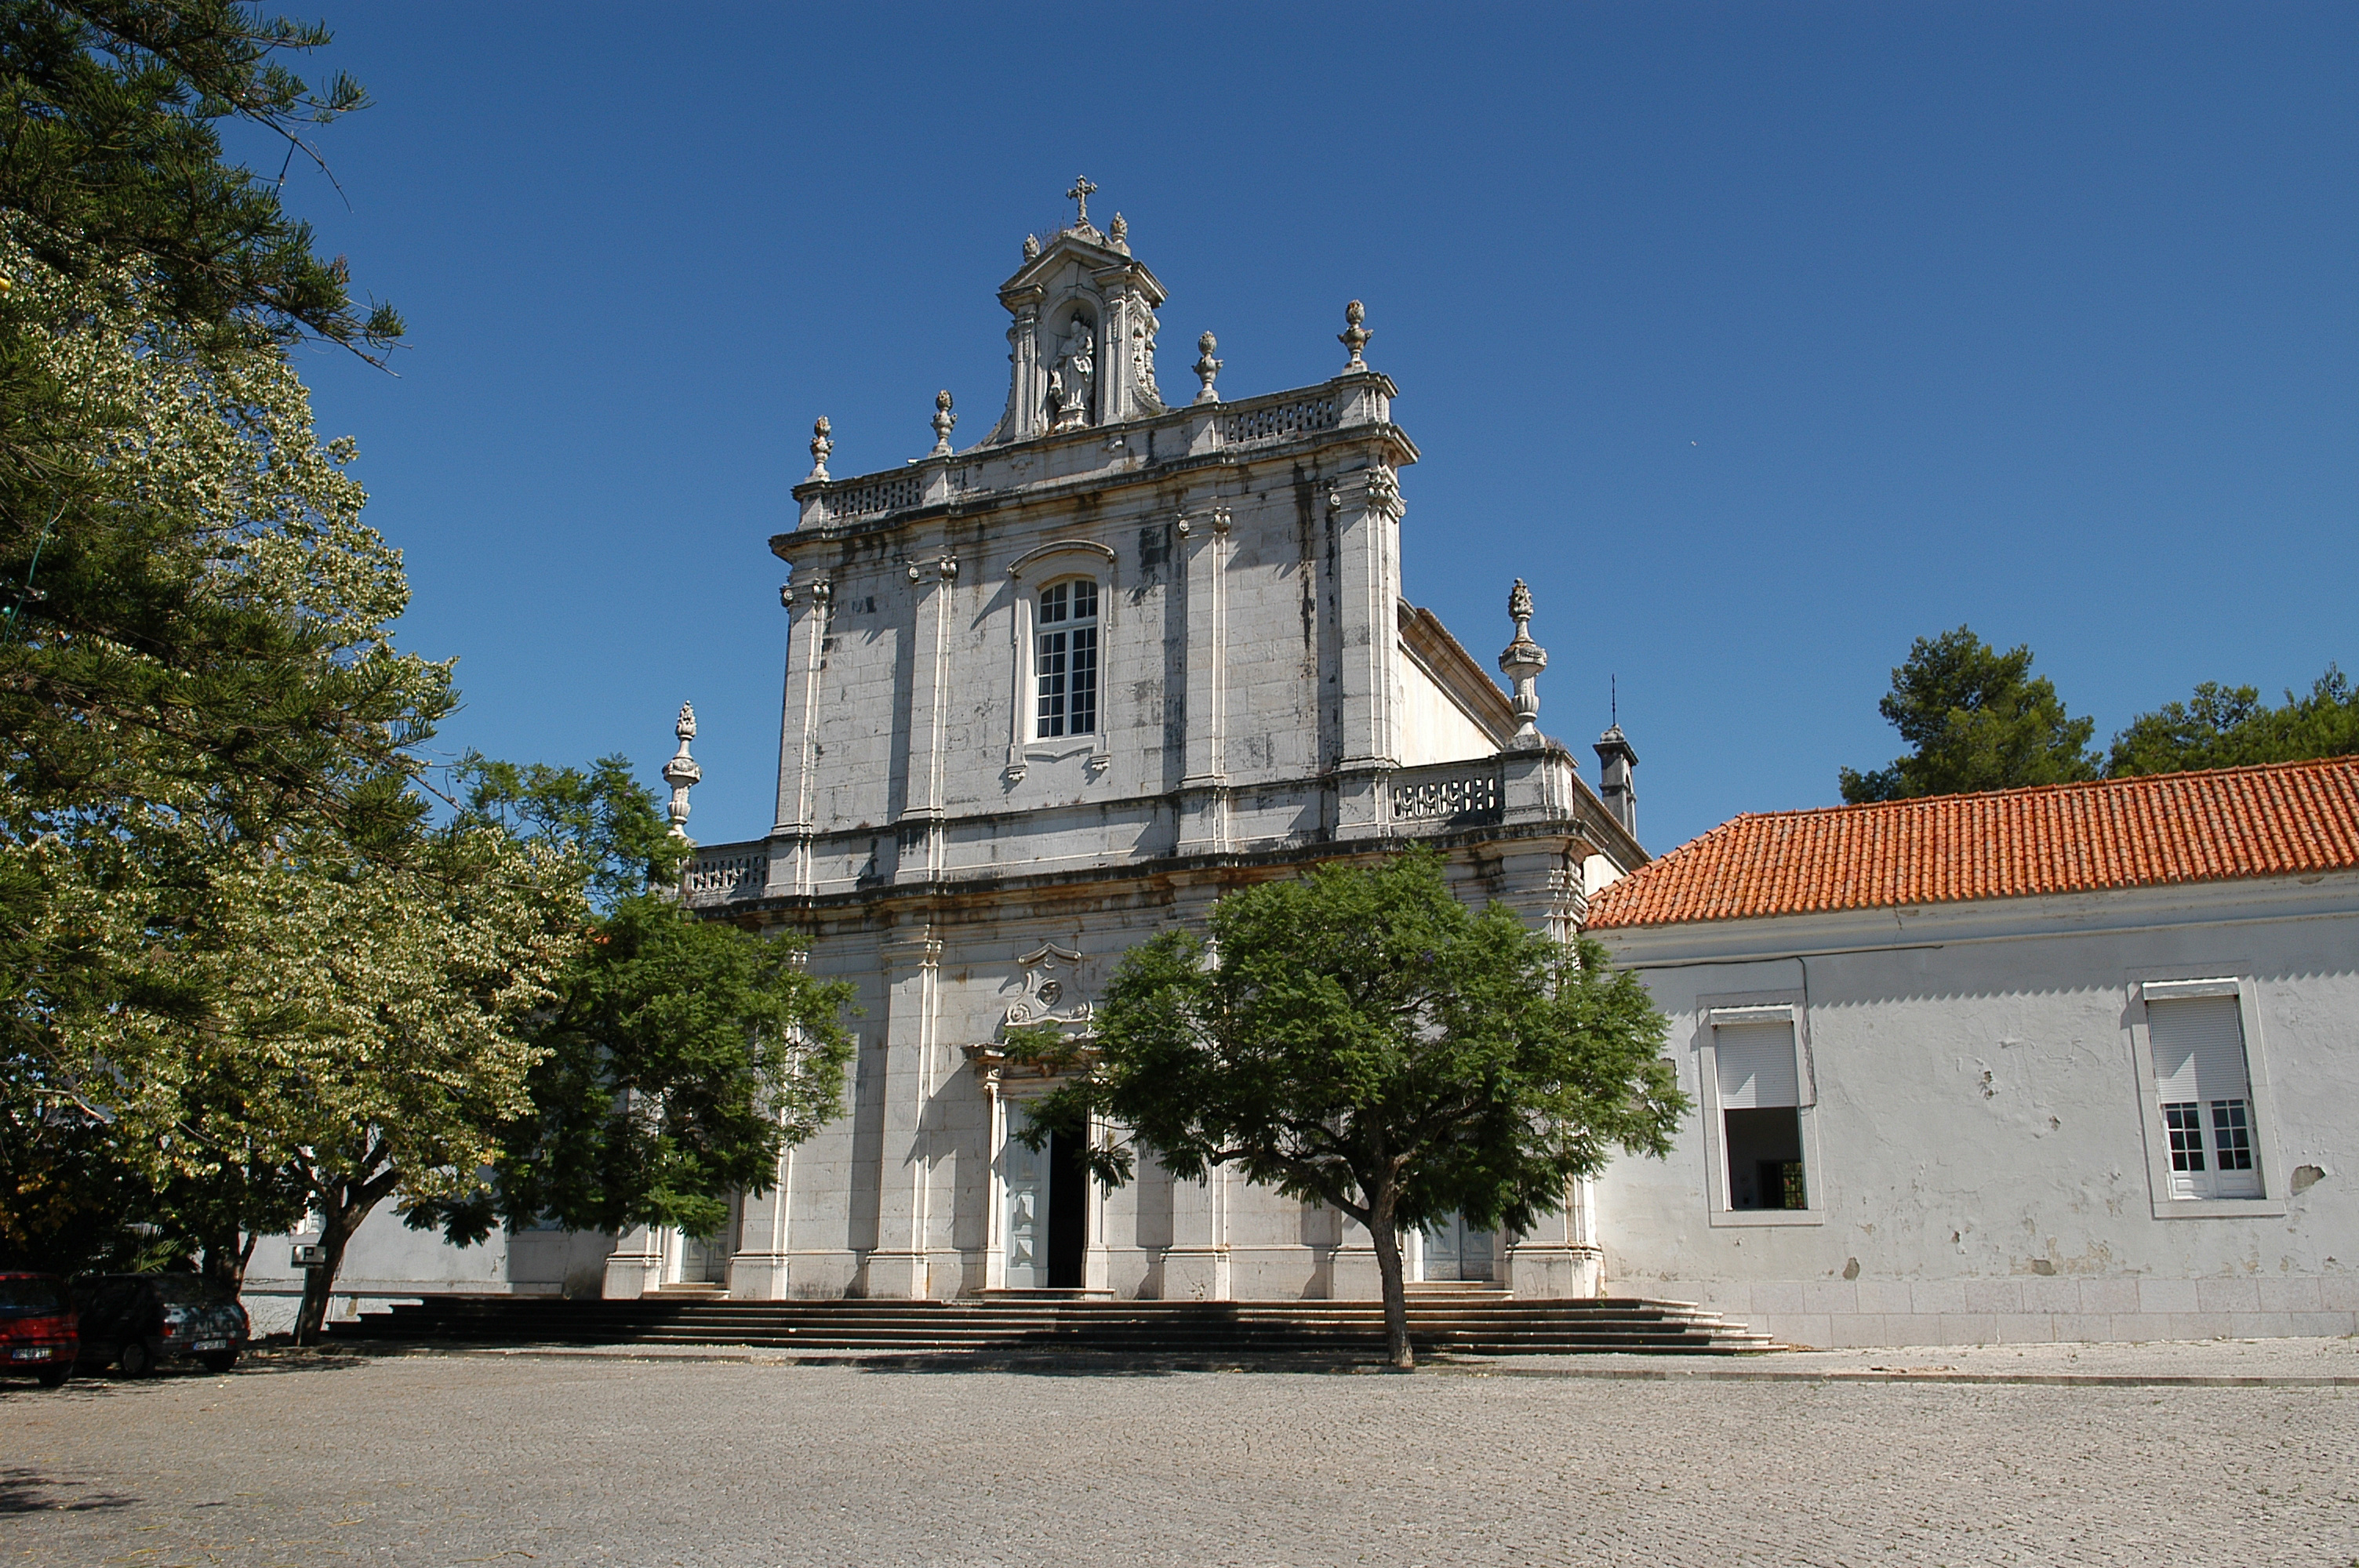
[1584,757,2359,1347]
[246,197,2359,1350]
[245,195,1644,1324]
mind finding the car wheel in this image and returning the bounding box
[199,1350,238,1374]
[119,1339,154,1378]
[37,1365,71,1388]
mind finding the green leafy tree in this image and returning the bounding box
[3,2,413,851]
[0,232,551,1341]
[412,757,856,1251]
[1,0,402,358]
[1840,626,2098,802]
[1018,850,1683,1369]
[2107,665,2359,777]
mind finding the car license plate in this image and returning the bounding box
[194,1338,229,1352]
[10,1346,53,1360]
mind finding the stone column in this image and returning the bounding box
[729,1149,795,1300]
[772,577,831,893]
[894,555,957,885]
[602,1224,663,1299]
[865,928,943,1298]
[1505,1178,1602,1299]
[1009,299,1042,441]
[1175,504,1231,854]
[1329,467,1403,839]
[1160,1164,1231,1301]
[1327,1208,1383,1300]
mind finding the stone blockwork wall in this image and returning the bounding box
[725,844,1605,1304]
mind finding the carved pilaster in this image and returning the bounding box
[896,555,958,884]
[1326,468,1405,776]
[867,928,946,1299]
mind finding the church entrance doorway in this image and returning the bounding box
[1419,1213,1495,1283]
[1003,1110,1089,1290]
[674,1229,730,1286]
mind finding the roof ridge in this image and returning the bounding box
[1586,754,2359,931]
[1720,753,2359,826]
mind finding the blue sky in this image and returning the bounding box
[277,2,2357,855]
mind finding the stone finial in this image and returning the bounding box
[1497,579,1548,750]
[929,390,956,456]
[1023,233,1041,260]
[663,702,702,840]
[1067,175,1096,229]
[1109,212,1129,252]
[1192,332,1222,405]
[807,416,832,481]
[1339,299,1371,371]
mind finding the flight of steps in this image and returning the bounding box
[329,1290,1778,1358]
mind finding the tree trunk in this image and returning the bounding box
[294,1208,354,1347]
[1368,1183,1413,1370]
[294,1170,400,1345]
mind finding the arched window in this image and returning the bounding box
[1035,577,1099,737]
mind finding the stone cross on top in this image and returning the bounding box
[1066,176,1096,228]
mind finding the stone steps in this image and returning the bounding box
[329,1294,1778,1356]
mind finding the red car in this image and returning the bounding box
[0,1272,78,1388]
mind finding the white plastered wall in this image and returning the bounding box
[1594,871,2359,1347]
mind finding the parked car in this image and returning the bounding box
[72,1273,249,1376]
[0,1272,78,1388]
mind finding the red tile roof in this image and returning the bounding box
[1584,756,2359,931]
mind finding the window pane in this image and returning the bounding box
[2210,1101,2255,1171]
[1041,583,1067,623]
[1070,578,1098,621]
[1036,630,1067,736]
[2162,1102,2206,1171]
[1722,1107,1804,1210]
[1068,626,1097,735]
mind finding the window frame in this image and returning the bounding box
[1031,575,1101,741]
[1693,990,1827,1229]
[2127,968,2287,1218]
[1004,540,1118,780]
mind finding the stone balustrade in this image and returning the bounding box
[791,372,1399,532]
[820,473,925,521]
[1218,394,1339,444]
[1388,760,1507,827]
[685,851,769,906]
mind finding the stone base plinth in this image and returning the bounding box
[1506,1243,1603,1299]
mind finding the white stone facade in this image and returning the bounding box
[1593,870,2359,1345]
[638,210,1643,1304]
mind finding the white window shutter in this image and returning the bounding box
[1716,1022,1800,1110]
[2146,995,2251,1104]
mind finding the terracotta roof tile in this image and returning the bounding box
[1583,756,2359,930]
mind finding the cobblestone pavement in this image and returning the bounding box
[5,1348,2356,1566]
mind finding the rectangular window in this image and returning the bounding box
[1034,579,1100,739]
[2146,994,2263,1200]
[1715,1021,1806,1211]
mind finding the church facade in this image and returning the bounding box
[238,199,2359,1345]
[604,194,1646,1303]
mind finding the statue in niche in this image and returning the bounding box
[1049,314,1096,429]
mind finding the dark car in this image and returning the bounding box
[72,1273,249,1376]
[0,1272,78,1388]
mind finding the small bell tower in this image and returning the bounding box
[982,178,1169,444]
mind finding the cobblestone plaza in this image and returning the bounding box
[7,1348,2355,1566]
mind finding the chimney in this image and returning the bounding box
[1594,723,1637,838]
